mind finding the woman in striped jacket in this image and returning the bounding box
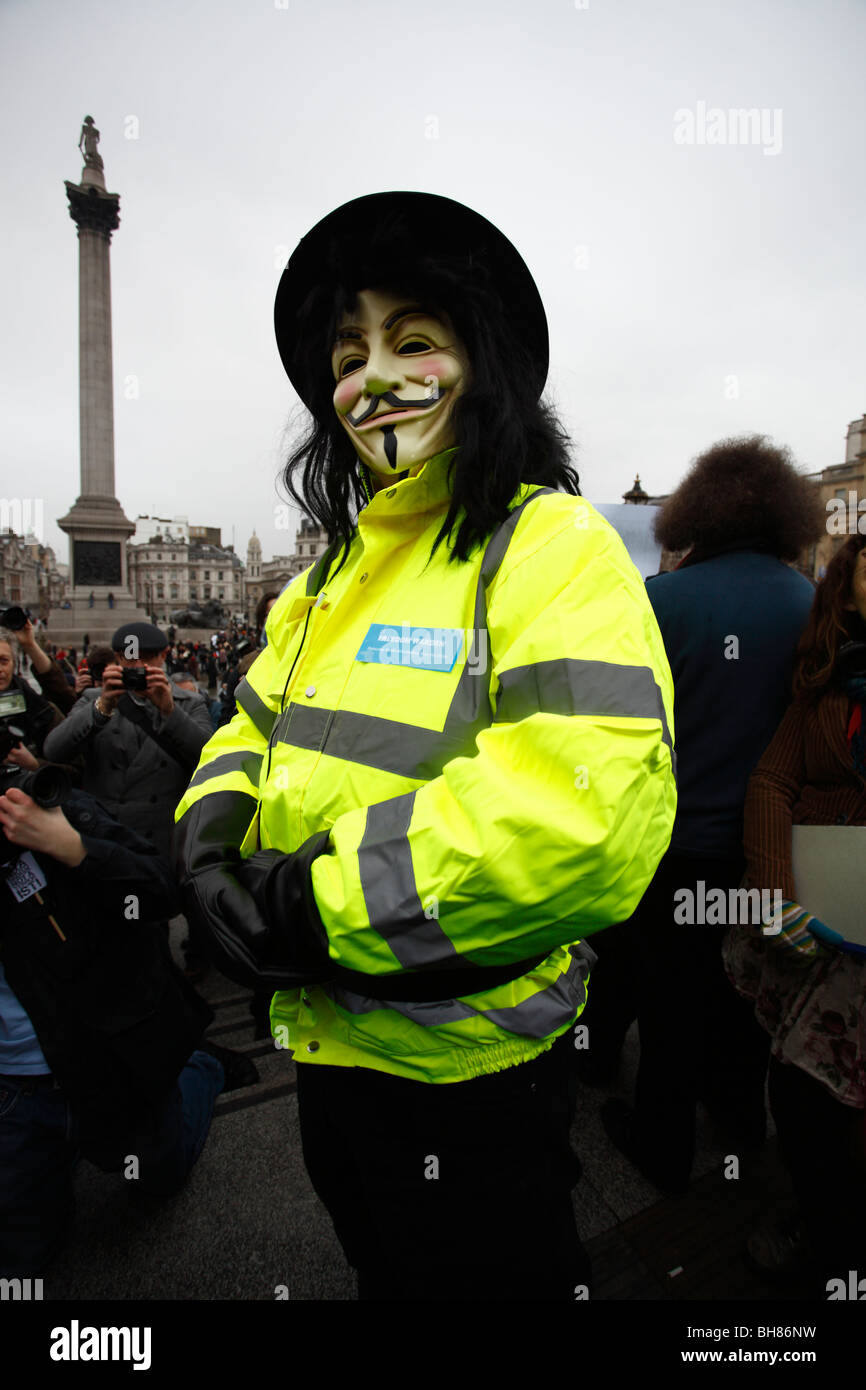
[724,533,866,1289]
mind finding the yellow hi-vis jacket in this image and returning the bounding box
[176,449,676,1082]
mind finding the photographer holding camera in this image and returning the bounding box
[42,622,254,995]
[0,609,78,716]
[42,622,212,858]
[0,624,68,774]
[73,644,114,699]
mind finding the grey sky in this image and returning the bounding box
[2,0,864,568]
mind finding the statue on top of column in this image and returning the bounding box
[79,116,104,171]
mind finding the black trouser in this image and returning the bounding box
[296,1030,589,1300]
[769,1056,866,1283]
[575,916,639,1071]
[585,850,770,1185]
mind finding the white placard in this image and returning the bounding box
[791,826,866,947]
[5,850,48,903]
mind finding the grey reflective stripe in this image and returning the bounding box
[235,678,277,739]
[324,942,594,1039]
[276,703,472,780]
[357,794,472,969]
[480,487,556,588]
[495,658,673,751]
[481,946,591,1035]
[187,749,263,790]
[436,487,557,758]
[306,544,336,596]
[277,703,330,753]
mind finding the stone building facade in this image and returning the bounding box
[244,516,329,614]
[0,531,64,617]
[805,413,866,580]
[126,515,244,623]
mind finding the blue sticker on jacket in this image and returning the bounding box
[356,623,464,672]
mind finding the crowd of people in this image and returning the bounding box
[1,187,863,1302]
[0,605,280,1276]
[10,612,271,738]
[2,463,863,1299]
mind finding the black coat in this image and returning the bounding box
[0,790,213,1140]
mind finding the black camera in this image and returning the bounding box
[0,689,29,762]
[0,762,72,873]
[0,722,24,761]
[0,605,30,631]
[121,666,148,692]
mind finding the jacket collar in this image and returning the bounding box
[358,447,460,527]
[355,446,540,541]
[676,537,778,569]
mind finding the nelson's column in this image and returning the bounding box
[54,116,142,644]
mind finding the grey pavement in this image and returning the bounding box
[40,918,792,1303]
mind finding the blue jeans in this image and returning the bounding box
[0,1050,223,1276]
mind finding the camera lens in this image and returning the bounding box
[22,764,71,808]
[0,606,28,631]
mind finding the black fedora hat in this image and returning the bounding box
[274,190,549,408]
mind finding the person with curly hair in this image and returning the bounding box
[594,436,824,1193]
[724,534,866,1285]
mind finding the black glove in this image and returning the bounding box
[235,833,332,978]
[173,791,329,990]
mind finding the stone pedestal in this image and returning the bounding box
[52,497,140,647]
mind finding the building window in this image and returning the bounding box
[218,570,223,580]
[204,585,211,599]
[204,570,210,580]
[218,589,224,599]
[170,583,178,599]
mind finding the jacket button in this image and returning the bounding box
[306,1040,320,1053]
[359,573,368,584]
[305,685,316,698]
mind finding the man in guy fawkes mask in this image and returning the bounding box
[176,192,677,1300]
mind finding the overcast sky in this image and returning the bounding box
[2,0,864,569]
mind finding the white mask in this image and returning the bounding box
[331,288,468,481]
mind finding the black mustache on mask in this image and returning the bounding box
[346,389,443,428]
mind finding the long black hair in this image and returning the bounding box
[279,229,579,572]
